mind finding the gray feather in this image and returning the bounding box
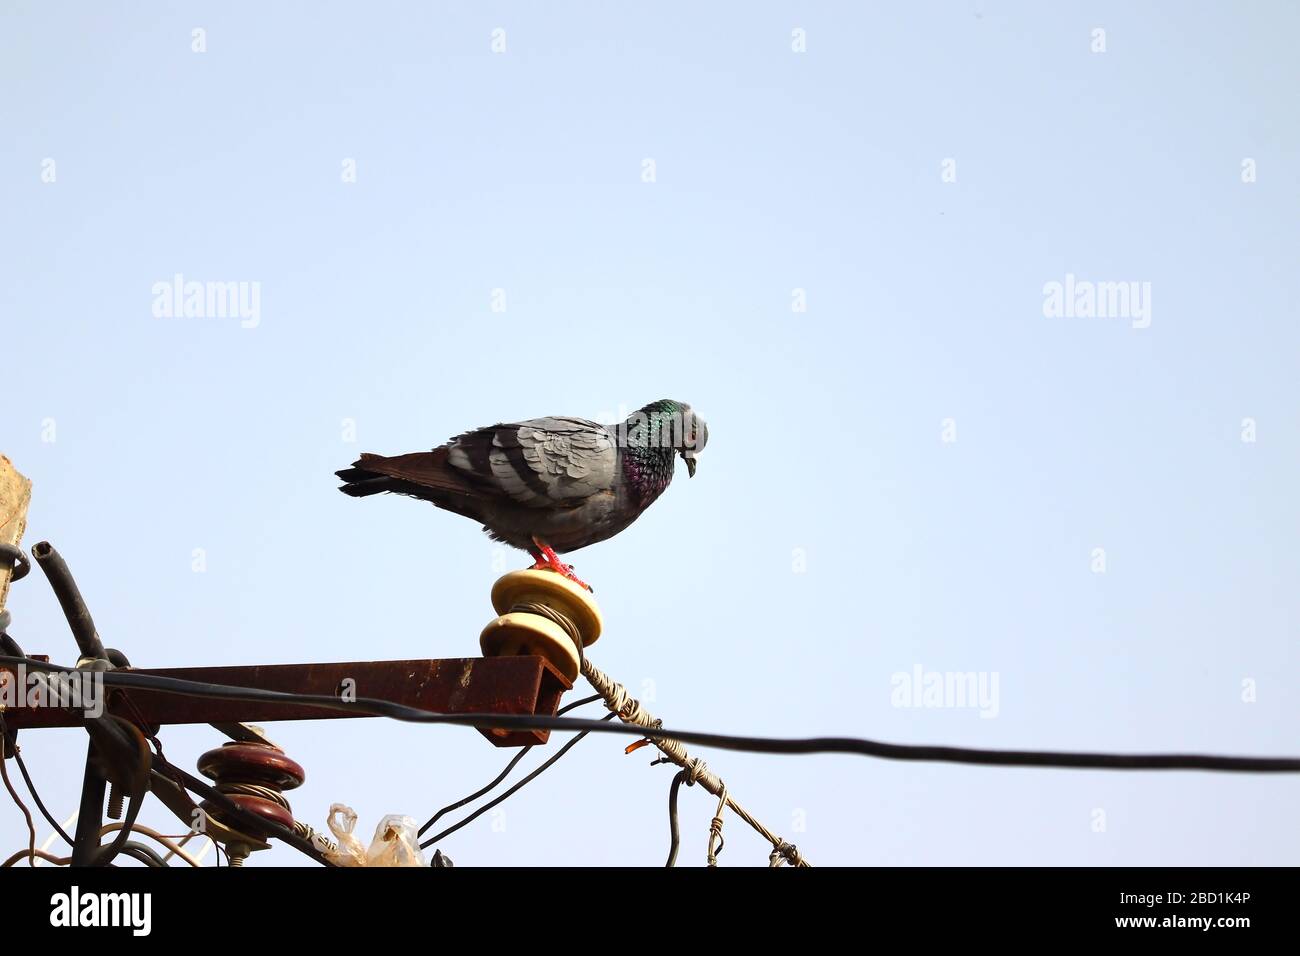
[450,417,616,508]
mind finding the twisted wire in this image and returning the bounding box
[510,601,585,670]
[582,657,810,867]
[706,784,727,867]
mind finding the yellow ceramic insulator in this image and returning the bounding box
[479,570,603,681]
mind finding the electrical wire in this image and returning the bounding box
[116,841,167,867]
[0,721,37,867]
[420,712,618,850]
[99,822,204,867]
[1,712,73,846]
[7,651,1300,868]
[2,847,69,867]
[39,811,78,863]
[418,692,602,838]
[164,833,213,867]
[4,656,1298,774]
[11,743,73,846]
[665,768,690,867]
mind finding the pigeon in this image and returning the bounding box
[336,399,707,590]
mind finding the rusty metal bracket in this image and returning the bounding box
[1,655,572,748]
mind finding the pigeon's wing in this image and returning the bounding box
[445,416,617,508]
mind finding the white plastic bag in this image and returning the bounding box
[322,804,426,867]
[365,815,425,867]
[323,804,368,867]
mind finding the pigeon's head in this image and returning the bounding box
[677,406,708,478]
[625,399,708,477]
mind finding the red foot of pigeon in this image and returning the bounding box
[528,537,593,592]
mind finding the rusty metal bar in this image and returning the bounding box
[0,655,571,748]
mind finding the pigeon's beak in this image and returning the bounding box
[682,450,698,478]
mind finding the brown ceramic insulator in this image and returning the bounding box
[202,792,296,832]
[197,739,306,842]
[198,742,305,791]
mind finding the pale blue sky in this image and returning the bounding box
[2,1,1298,865]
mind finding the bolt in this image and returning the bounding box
[226,842,251,867]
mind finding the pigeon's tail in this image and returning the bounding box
[336,449,485,519]
[334,469,397,497]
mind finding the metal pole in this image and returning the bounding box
[70,742,106,866]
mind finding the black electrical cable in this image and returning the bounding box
[0,719,37,867]
[11,747,73,845]
[117,841,167,867]
[0,714,72,845]
[4,656,1296,774]
[420,712,618,850]
[418,692,602,837]
[665,768,690,867]
[6,656,1300,780]
[420,750,528,839]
